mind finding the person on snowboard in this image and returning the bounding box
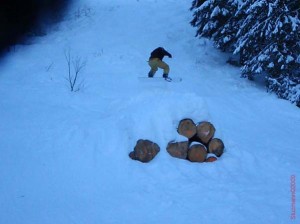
[148,47,172,78]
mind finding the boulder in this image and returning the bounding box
[129,139,160,163]
[205,156,217,162]
[208,138,224,157]
[187,143,207,162]
[196,121,215,144]
[177,118,197,138]
[166,141,189,160]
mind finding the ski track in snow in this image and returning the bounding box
[0,0,299,224]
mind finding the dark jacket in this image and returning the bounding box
[149,47,172,60]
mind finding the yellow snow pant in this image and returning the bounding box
[148,58,170,75]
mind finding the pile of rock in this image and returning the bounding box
[129,119,225,163]
[168,119,224,162]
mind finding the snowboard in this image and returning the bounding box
[138,77,182,83]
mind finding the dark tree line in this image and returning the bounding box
[0,0,71,55]
[191,0,300,106]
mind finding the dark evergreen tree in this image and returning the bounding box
[234,0,300,105]
[0,0,70,55]
[266,1,300,106]
[190,0,300,106]
[213,0,241,52]
[190,0,239,51]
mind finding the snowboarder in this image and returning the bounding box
[148,47,172,78]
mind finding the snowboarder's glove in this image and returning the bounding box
[168,54,172,58]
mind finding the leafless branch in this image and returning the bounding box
[64,49,86,92]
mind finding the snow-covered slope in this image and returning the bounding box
[0,0,299,223]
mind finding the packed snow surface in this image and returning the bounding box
[0,0,299,223]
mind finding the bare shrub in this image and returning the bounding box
[64,49,86,92]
